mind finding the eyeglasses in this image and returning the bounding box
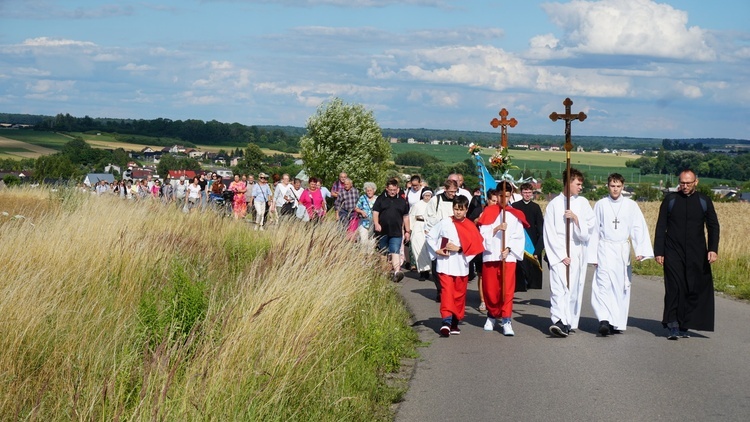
[260,177,268,180]
[678,180,695,186]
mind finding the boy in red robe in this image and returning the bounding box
[426,195,485,337]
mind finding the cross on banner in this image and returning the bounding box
[490,108,518,149]
[613,217,620,229]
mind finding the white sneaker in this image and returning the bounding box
[483,317,496,331]
[501,320,515,336]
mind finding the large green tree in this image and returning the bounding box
[234,144,266,175]
[34,155,78,181]
[299,97,391,187]
[156,155,202,177]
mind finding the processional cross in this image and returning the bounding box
[491,108,518,149]
[490,107,518,300]
[549,98,586,288]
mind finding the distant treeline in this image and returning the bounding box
[3,113,301,153]
[626,150,750,181]
[383,128,748,151]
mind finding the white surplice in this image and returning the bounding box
[588,196,654,330]
[480,209,525,263]
[409,199,433,272]
[426,218,478,276]
[543,194,596,330]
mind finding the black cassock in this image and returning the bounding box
[513,200,545,291]
[654,192,720,331]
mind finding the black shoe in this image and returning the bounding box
[418,271,429,281]
[667,327,679,340]
[549,321,568,338]
[393,271,405,283]
[566,325,575,334]
[609,324,622,334]
[598,321,610,337]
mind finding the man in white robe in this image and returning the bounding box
[588,173,654,336]
[543,168,596,337]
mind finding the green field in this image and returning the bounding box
[0,130,73,149]
[390,143,657,184]
[0,130,297,158]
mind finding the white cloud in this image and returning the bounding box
[735,47,750,60]
[255,81,390,106]
[541,0,715,61]
[178,91,222,105]
[21,37,97,48]
[24,79,75,101]
[191,61,252,90]
[375,45,535,89]
[675,81,702,99]
[535,68,631,97]
[26,79,76,93]
[93,53,122,62]
[526,33,566,60]
[120,63,155,72]
[371,45,631,98]
[13,67,51,76]
[407,89,460,107]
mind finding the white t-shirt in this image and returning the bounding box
[187,184,201,200]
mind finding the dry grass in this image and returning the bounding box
[0,187,415,420]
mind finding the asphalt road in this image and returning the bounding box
[394,267,750,422]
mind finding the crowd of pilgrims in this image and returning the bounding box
[88,167,717,341]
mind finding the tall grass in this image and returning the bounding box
[0,187,417,420]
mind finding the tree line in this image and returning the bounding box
[625,149,750,182]
[31,113,300,153]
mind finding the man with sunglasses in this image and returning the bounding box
[654,169,720,340]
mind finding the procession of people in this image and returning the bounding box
[90,166,719,341]
[361,167,718,342]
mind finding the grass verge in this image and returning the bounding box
[0,186,418,420]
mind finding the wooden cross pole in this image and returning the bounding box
[549,98,586,288]
[490,108,518,294]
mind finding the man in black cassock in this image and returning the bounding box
[513,182,544,291]
[654,169,720,340]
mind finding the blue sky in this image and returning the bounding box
[1,0,748,139]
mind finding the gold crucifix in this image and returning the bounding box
[490,108,518,149]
